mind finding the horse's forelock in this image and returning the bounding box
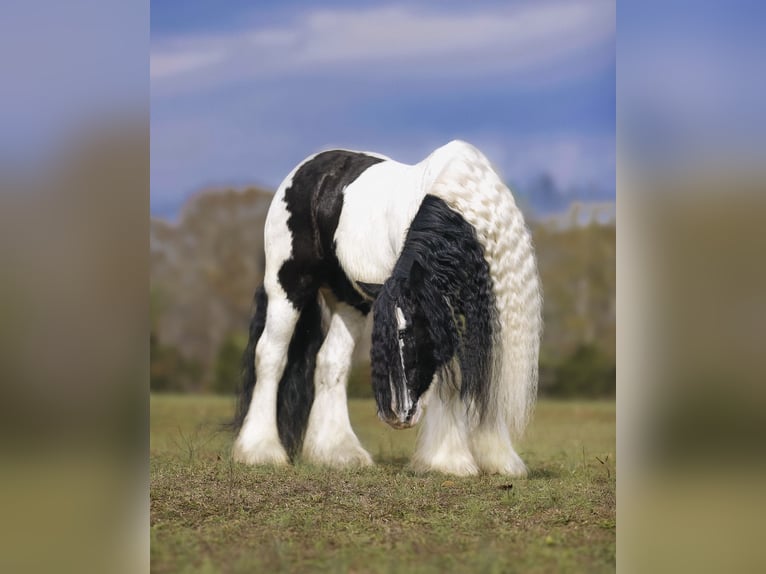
[370,283,400,418]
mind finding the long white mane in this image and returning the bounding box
[423,141,542,439]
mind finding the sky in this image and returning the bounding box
[0,0,147,167]
[150,0,617,218]
[1,0,762,214]
[618,0,766,171]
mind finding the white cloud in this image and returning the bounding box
[151,1,614,97]
[151,49,225,79]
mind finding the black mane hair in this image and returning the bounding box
[371,194,497,420]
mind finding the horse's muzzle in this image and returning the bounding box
[378,402,423,429]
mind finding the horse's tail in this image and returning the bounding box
[233,285,326,460]
[233,285,269,433]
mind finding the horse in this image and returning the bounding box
[232,140,542,476]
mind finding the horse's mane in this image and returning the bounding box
[373,194,498,421]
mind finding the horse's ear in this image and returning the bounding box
[357,281,383,299]
[409,259,426,289]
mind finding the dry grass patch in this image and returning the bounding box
[151,395,615,573]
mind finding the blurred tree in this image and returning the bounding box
[534,221,615,364]
[151,186,271,381]
[549,344,615,397]
[150,332,203,392]
[212,333,248,395]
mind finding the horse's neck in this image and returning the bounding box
[332,160,429,284]
[334,141,495,285]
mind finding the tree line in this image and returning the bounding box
[151,186,614,398]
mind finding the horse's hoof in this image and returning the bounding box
[303,442,374,468]
[232,438,290,466]
[329,452,374,469]
[483,462,528,478]
[410,455,480,477]
[494,459,528,478]
[475,450,528,477]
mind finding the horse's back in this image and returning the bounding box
[334,140,499,285]
[263,149,398,309]
[262,140,535,314]
[334,159,428,285]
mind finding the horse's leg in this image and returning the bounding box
[410,382,479,476]
[233,293,300,465]
[469,418,528,477]
[302,299,373,467]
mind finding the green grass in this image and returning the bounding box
[151,395,615,573]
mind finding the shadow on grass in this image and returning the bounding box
[527,467,561,480]
[375,455,412,468]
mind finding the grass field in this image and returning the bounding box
[151,395,615,573]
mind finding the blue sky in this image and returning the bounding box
[151,1,616,217]
[619,0,766,170]
[0,1,147,166]
[2,0,762,211]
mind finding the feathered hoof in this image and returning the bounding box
[476,452,528,478]
[303,440,374,468]
[410,454,480,477]
[232,436,290,466]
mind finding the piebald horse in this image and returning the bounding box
[232,140,541,476]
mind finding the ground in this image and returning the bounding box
[151,395,615,573]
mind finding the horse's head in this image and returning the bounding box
[360,261,439,429]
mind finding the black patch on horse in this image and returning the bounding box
[279,150,384,313]
[232,284,326,460]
